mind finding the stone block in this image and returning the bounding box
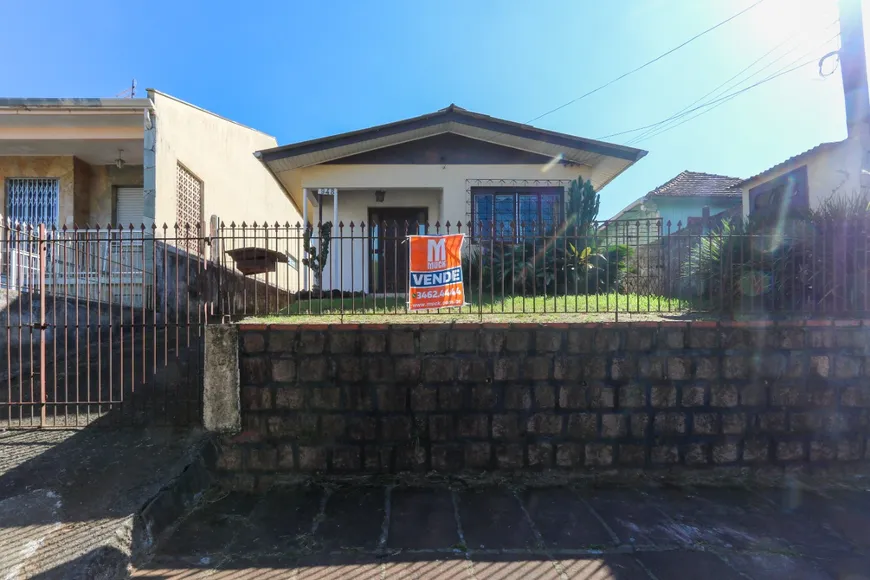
[360,332,386,353]
[480,329,506,353]
[694,357,719,380]
[528,443,554,467]
[693,413,719,435]
[298,446,327,471]
[625,329,655,351]
[835,356,862,379]
[834,328,864,348]
[492,414,523,440]
[559,386,587,409]
[776,441,806,461]
[713,442,738,464]
[377,386,408,412]
[567,329,594,353]
[810,441,837,462]
[329,332,358,354]
[711,384,739,407]
[274,387,303,410]
[438,386,464,410]
[216,446,242,471]
[758,411,787,432]
[837,438,864,461]
[277,443,295,469]
[593,329,621,352]
[419,330,447,354]
[298,331,327,354]
[523,356,552,381]
[790,412,822,432]
[332,446,361,471]
[639,356,665,380]
[431,444,463,471]
[611,356,638,380]
[344,386,373,411]
[568,413,597,438]
[381,416,412,440]
[771,385,809,407]
[600,413,627,438]
[365,358,395,382]
[495,444,524,469]
[337,358,363,383]
[659,328,685,350]
[242,332,265,353]
[553,356,582,381]
[585,443,613,466]
[808,328,835,348]
[651,445,679,464]
[347,417,378,441]
[722,413,746,435]
[742,438,769,462]
[389,330,416,355]
[534,385,556,409]
[411,386,437,411]
[423,357,455,383]
[618,444,646,466]
[654,412,686,435]
[465,442,492,468]
[556,443,584,467]
[494,358,520,381]
[651,386,677,408]
[429,415,455,440]
[458,359,488,382]
[739,384,767,406]
[536,329,563,352]
[619,384,647,408]
[241,357,270,385]
[247,446,278,471]
[666,356,691,380]
[310,387,341,409]
[242,386,272,411]
[754,354,787,379]
[528,413,564,435]
[298,358,330,383]
[681,385,706,407]
[770,327,805,349]
[631,413,650,438]
[505,386,532,410]
[809,356,830,378]
[469,386,495,409]
[448,330,478,353]
[723,357,749,380]
[268,331,296,353]
[363,445,392,472]
[589,385,616,409]
[458,415,489,438]
[722,328,753,349]
[321,415,346,439]
[685,443,709,465]
[689,328,719,349]
[810,386,837,407]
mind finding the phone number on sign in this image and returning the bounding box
[412,288,462,300]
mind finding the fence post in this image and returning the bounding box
[38,223,47,427]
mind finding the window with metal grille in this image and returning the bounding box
[175,163,203,252]
[5,178,59,226]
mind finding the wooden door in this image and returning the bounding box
[368,207,428,293]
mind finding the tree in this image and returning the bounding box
[566,177,599,235]
[302,222,332,290]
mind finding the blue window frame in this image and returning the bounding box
[471,187,563,240]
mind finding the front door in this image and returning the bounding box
[369,207,428,293]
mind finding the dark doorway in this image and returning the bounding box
[368,207,428,293]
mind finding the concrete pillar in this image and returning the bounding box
[203,324,240,432]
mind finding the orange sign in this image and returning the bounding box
[408,234,466,311]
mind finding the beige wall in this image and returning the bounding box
[87,164,144,226]
[0,156,74,224]
[741,138,862,217]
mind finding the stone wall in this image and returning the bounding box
[218,321,870,487]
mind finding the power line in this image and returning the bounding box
[525,0,767,124]
[627,19,840,144]
[597,32,841,142]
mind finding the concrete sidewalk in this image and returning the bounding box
[135,483,870,579]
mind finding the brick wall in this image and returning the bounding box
[220,321,870,484]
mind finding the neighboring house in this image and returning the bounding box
[0,90,303,303]
[254,104,647,293]
[735,138,865,217]
[604,171,742,244]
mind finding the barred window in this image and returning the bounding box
[6,178,59,226]
[176,163,203,252]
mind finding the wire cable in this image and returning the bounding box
[525,0,767,124]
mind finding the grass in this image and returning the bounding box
[245,293,691,324]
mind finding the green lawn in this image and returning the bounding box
[247,293,690,324]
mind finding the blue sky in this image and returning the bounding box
[0,0,850,219]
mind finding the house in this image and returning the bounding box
[255,104,646,293]
[0,90,303,305]
[605,171,742,244]
[735,138,865,217]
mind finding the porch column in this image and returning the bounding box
[302,188,309,292]
[332,189,339,291]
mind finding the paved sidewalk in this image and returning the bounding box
[135,483,870,579]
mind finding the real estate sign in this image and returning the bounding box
[408,234,466,311]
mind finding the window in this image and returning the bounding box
[176,163,204,253]
[471,187,563,240]
[749,165,809,216]
[5,178,59,226]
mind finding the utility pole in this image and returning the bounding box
[838,0,870,193]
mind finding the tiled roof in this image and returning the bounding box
[734,141,844,188]
[647,171,743,198]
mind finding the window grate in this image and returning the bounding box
[6,178,59,226]
[176,164,203,253]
